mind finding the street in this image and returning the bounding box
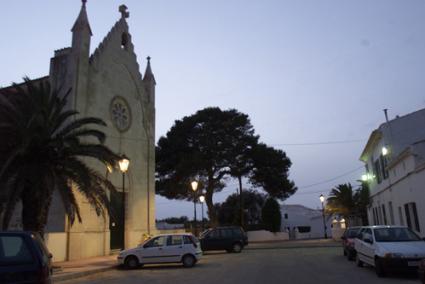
[60,246,419,284]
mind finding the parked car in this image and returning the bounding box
[354,225,425,277]
[419,259,425,284]
[341,226,362,260]
[199,226,248,253]
[117,233,202,269]
[0,231,53,284]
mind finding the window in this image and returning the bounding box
[405,203,420,232]
[144,236,167,248]
[378,206,383,224]
[167,235,183,246]
[0,236,34,265]
[382,204,387,225]
[297,226,311,233]
[388,202,394,225]
[208,229,220,239]
[284,213,288,219]
[372,207,378,225]
[380,154,389,179]
[398,206,404,226]
[121,32,128,50]
[374,159,382,184]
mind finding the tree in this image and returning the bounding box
[156,107,297,226]
[250,143,297,199]
[0,78,120,235]
[326,183,356,218]
[261,197,282,232]
[353,181,370,225]
[216,190,266,227]
[326,182,370,225]
[156,107,258,225]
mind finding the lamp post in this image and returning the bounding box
[319,194,328,239]
[191,181,198,235]
[119,155,130,249]
[199,195,205,232]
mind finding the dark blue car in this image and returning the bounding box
[0,231,52,284]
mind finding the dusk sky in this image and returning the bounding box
[1,0,425,219]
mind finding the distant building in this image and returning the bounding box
[360,109,425,237]
[0,2,156,261]
[280,204,332,239]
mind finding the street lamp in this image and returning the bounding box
[319,194,328,239]
[199,195,205,232]
[191,181,198,235]
[119,155,130,249]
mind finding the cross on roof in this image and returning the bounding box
[119,5,130,18]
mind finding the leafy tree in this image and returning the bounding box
[326,183,356,218]
[0,78,120,235]
[250,143,297,199]
[353,181,370,225]
[326,182,370,225]
[261,197,281,232]
[216,190,266,227]
[156,107,257,225]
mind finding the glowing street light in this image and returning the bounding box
[118,154,130,249]
[199,195,205,232]
[319,194,327,239]
[191,180,198,235]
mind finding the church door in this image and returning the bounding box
[110,189,124,250]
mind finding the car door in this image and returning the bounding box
[204,229,221,250]
[139,236,168,264]
[361,228,375,266]
[164,235,184,263]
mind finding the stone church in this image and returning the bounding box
[2,2,156,261]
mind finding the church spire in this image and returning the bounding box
[143,56,156,84]
[71,0,92,35]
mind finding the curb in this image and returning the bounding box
[53,265,118,282]
[245,244,341,250]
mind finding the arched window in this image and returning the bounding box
[121,33,128,50]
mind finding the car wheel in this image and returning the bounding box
[375,257,386,277]
[182,254,196,268]
[125,256,139,269]
[232,243,242,253]
[356,254,363,267]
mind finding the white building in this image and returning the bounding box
[360,109,425,237]
[280,205,333,239]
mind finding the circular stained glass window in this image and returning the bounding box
[110,96,131,132]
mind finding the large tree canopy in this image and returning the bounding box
[156,107,297,226]
[0,78,120,235]
[156,107,256,225]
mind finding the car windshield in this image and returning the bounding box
[346,228,361,238]
[374,227,422,242]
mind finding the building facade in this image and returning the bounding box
[280,204,333,239]
[360,109,425,237]
[1,2,156,261]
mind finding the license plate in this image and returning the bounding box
[408,261,419,267]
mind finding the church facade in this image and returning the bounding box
[2,2,156,261]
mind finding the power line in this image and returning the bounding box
[297,166,364,191]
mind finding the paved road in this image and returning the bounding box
[61,247,419,284]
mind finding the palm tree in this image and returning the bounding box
[0,77,120,236]
[326,183,356,218]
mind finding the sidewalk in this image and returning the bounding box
[52,239,341,282]
[52,255,118,282]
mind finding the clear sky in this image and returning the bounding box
[1,0,425,219]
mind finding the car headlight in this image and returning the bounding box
[384,253,403,258]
